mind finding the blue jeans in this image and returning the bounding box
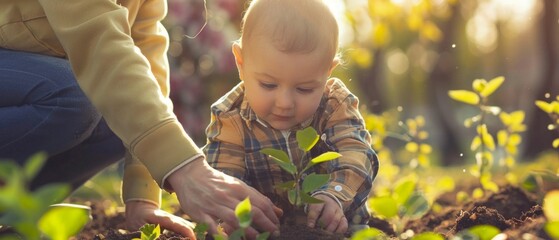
[0,48,125,191]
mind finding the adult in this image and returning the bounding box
[0,0,280,239]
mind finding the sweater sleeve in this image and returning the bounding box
[316,80,379,213]
[37,0,203,187]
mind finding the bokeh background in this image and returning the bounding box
[163,0,559,167]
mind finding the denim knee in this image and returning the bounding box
[0,49,103,162]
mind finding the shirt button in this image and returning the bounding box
[334,185,342,192]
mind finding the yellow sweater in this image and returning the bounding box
[0,0,202,205]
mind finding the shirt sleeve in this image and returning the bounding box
[37,0,203,188]
[203,109,247,180]
[316,83,379,214]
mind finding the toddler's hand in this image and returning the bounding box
[306,194,348,234]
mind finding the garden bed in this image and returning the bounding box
[70,184,552,240]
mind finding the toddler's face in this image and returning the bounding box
[237,37,335,130]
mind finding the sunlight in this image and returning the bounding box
[324,0,353,47]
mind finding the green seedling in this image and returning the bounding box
[197,198,269,240]
[535,95,559,149]
[0,153,91,240]
[260,127,342,207]
[452,225,501,240]
[400,116,433,169]
[495,110,526,184]
[367,177,431,238]
[543,190,559,239]
[449,76,505,193]
[132,224,160,240]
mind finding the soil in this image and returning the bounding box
[2,184,550,240]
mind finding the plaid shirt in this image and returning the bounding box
[203,78,379,225]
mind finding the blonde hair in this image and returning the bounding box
[239,0,339,67]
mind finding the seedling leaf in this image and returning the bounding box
[544,221,559,239]
[449,90,480,105]
[262,148,296,174]
[368,196,398,219]
[468,225,500,240]
[256,232,271,240]
[23,152,47,182]
[311,152,341,164]
[300,192,324,204]
[393,179,416,205]
[193,223,208,240]
[138,224,160,240]
[38,203,91,240]
[302,173,329,193]
[261,148,289,162]
[350,227,386,240]
[543,190,559,221]
[411,232,444,240]
[235,197,252,228]
[296,127,319,151]
[401,192,429,219]
[480,76,504,97]
[275,180,296,190]
[33,184,71,206]
[535,100,553,113]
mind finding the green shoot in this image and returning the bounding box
[543,190,559,239]
[261,126,341,207]
[0,153,90,240]
[453,225,501,240]
[133,224,160,240]
[535,95,559,148]
[449,76,505,193]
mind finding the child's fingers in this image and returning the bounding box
[306,203,325,228]
[335,216,348,233]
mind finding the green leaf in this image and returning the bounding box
[33,184,71,206]
[480,76,504,97]
[411,232,445,240]
[137,224,160,240]
[261,148,289,162]
[38,203,91,240]
[521,174,539,192]
[296,127,319,152]
[23,152,47,182]
[311,152,341,164]
[368,196,398,219]
[302,173,329,193]
[535,100,554,113]
[193,223,208,240]
[262,148,296,174]
[350,227,386,240]
[472,79,487,93]
[300,192,324,204]
[288,189,297,206]
[449,90,480,105]
[544,221,559,239]
[543,190,559,221]
[468,225,501,240]
[275,180,296,191]
[393,179,416,205]
[235,197,252,229]
[227,229,244,240]
[401,192,429,219]
[553,138,559,148]
[256,232,271,240]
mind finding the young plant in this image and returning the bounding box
[496,110,526,183]
[133,224,160,240]
[542,190,559,239]
[400,116,433,169]
[204,197,269,240]
[453,225,501,240]
[367,177,431,238]
[535,95,559,149]
[0,153,91,240]
[260,127,342,207]
[448,76,505,193]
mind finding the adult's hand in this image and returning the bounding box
[167,158,283,239]
[125,200,196,239]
